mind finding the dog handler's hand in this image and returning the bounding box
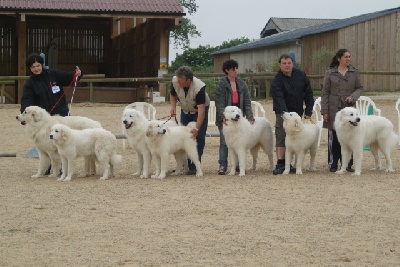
[170,107,176,117]
[323,114,329,122]
[190,128,198,139]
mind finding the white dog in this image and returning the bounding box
[222,106,274,176]
[50,123,123,181]
[122,108,178,178]
[282,112,319,175]
[145,120,203,179]
[16,106,101,178]
[334,107,398,175]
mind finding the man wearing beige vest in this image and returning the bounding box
[170,66,210,175]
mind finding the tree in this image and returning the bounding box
[170,0,201,50]
[170,37,252,72]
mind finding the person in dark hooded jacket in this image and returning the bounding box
[20,53,82,115]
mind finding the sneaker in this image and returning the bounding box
[187,168,197,175]
[329,167,338,172]
[272,164,285,175]
[346,167,355,172]
[218,165,226,175]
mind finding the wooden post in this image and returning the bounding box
[89,82,93,102]
[17,18,27,104]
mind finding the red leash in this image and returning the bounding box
[49,69,78,115]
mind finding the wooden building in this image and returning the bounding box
[211,7,400,92]
[0,0,184,103]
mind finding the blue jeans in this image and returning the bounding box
[180,106,209,165]
[218,124,228,168]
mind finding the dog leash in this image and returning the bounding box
[49,66,79,116]
[67,66,80,117]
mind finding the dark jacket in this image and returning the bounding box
[215,76,254,127]
[321,66,363,129]
[271,68,314,117]
[21,69,81,116]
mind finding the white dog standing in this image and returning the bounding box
[122,108,178,178]
[145,121,203,179]
[16,106,101,178]
[222,106,274,176]
[282,112,319,175]
[334,107,397,175]
[50,123,123,181]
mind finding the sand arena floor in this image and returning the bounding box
[1,98,399,266]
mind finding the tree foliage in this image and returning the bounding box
[170,0,201,50]
[170,37,252,72]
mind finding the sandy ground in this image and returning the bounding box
[1,98,400,266]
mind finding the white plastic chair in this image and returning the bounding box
[396,98,400,146]
[312,97,323,147]
[251,101,266,118]
[355,96,381,116]
[122,102,156,149]
[208,101,216,126]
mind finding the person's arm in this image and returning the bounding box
[241,79,254,123]
[348,69,363,102]
[271,76,288,114]
[20,80,34,113]
[321,69,330,121]
[303,74,314,117]
[215,79,226,124]
[170,83,177,116]
[191,86,206,138]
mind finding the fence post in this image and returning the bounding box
[1,84,5,104]
[89,82,93,102]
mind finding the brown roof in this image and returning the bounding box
[0,0,184,15]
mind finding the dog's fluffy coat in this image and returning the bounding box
[122,108,178,178]
[282,112,319,175]
[222,105,274,176]
[16,106,101,178]
[334,107,397,175]
[50,123,122,181]
[145,121,202,179]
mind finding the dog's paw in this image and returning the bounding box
[99,176,109,180]
[227,171,235,176]
[195,171,203,177]
[31,173,42,178]
[296,171,303,175]
[282,170,289,175]
[335,170,345,174]
[57,177,64,181]
[352,172,361,176]
[156,175,166,179]
[238,172,245,177]
[139,173,149,178]
[132,171,141,176]
[63,176,72,181]
[385,168,395,173]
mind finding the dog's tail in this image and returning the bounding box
[111,154,123,166]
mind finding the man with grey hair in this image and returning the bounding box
[170,66,210,175]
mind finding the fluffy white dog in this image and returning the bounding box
[145,120,203,179]
[122,108,178,178]
[334,107,398,175]
[282,112,319,175]
[16,106,101,178]
[50,123,122,181]
[222,105,274,176]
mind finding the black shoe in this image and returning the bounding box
[273,164,285,175]
[44,165,51,175]
[289,165,296,174]
[218,165,226,175]
[329,167,338,172]
[346,167,355,172]
[187,168,197,175]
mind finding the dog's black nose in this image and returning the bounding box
[163,129,166,134]
[123,120,127,124]
[235,114,240,119]
[50,135,53,139]
[356,118,360,122]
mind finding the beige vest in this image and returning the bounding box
[172,76,210,113]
